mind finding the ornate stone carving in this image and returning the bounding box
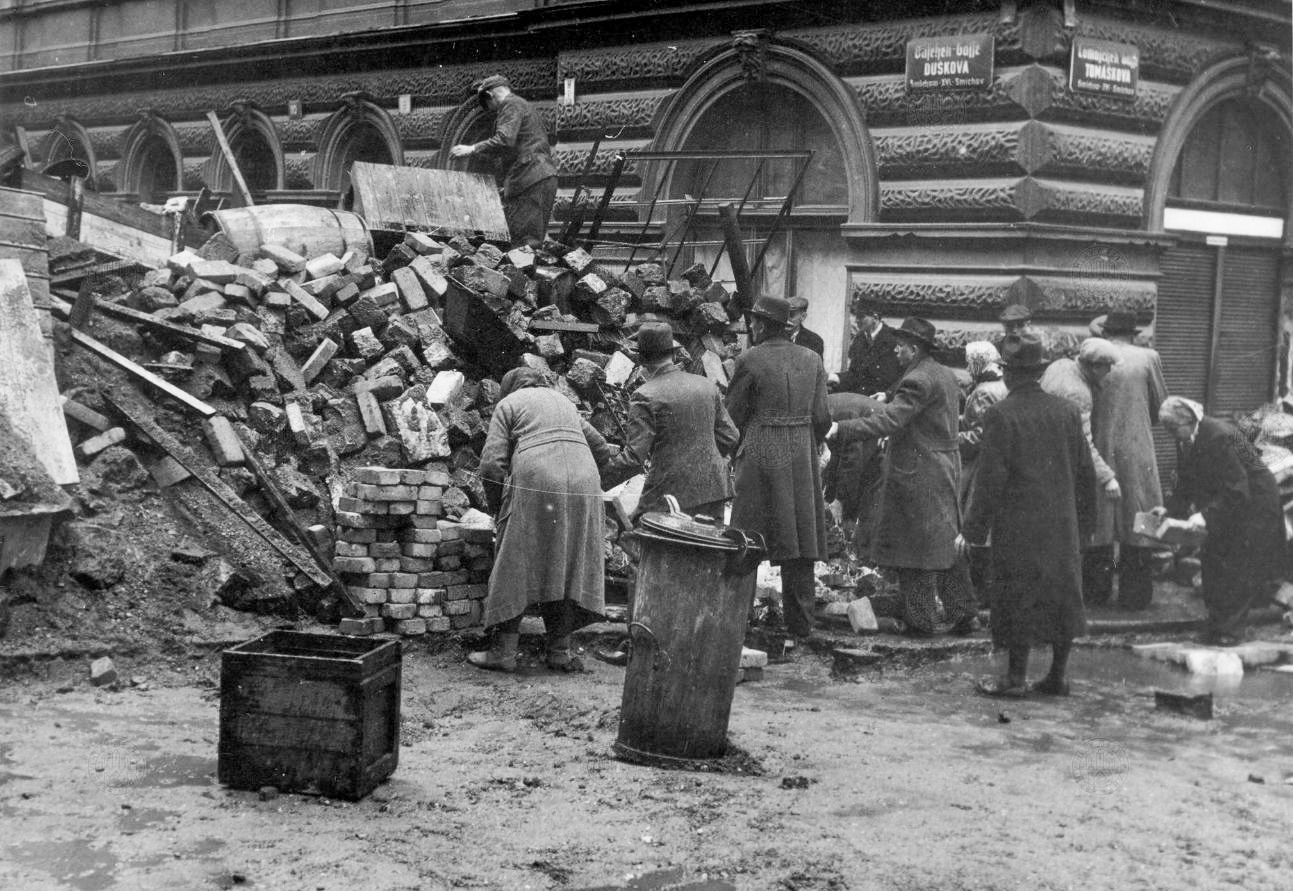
[732,29,771,82]
[873,125,1023,177]
[1031,125,1154,183]
[393,108,449,145]
[550,148,643,178]
[1020,178,1144,222]
[788,13,1023,70]
[276,117,324,149]
[1028,276,1155,314]
[880,181,1023,216]
[182,159,207,191]
[1032,69,1179,128]
[173,122,216,155]
[848,278,1014,313]
[847,275,1153,318]
[854,75,1027,128]
[555,95,666,135]
[1075,15,1243,83]
[283,156,314,190]
[557,40,710,87]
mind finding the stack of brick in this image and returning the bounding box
[332,465,495,637]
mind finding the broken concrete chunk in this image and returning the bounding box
[77,427,127,460]
[301,337,340,384]
[260,244,307,273]
[386,396,451,463]
[90,657,118,687]
[505,247,535,271]
[361,282,401,309]
[534,333,565,360]
[350,327,385,359]
[225,322,270,352]
[404,232,444,255]
[305,253,345,280]
[847,597,879,633]
[425,370,466,407]
[456,265,511,301]
[602,351,636,387]
[566,358,605,391]
[203,416,246,466]
[563,247,594,273]
[247,401,285,434]
[593,288,631,327]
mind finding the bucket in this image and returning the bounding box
[614,498,764,765]
[206,204,373,261]
[0,187,51,338]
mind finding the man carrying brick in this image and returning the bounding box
[450,75,558,249]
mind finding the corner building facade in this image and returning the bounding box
[2,0,1290,423]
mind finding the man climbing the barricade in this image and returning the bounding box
[449,75,559,248]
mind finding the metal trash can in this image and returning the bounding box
[613,497,764,766]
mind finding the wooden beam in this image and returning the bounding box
[51,290,247,352]
[720,203,754,316]
[67,278,96,330]
[65,176,85,239]
[205,111,254,208]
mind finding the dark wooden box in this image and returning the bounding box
[218,630,401,800]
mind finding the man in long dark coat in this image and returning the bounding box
[601,321,739,519]
[727,296,831,638]
[829,317,976,635]
[833,297,902,397]
[450,75,559,247]
[962,333,1095,697]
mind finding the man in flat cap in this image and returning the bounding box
[601,321,739,521]
[1086,310,1168,610]
[962,332,1095,697]
[998,304,1034,336]
[828,317,976,636]
[787,296,825,357]
[450,75,558,248]
[727,296,832,638]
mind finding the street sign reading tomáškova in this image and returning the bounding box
[1069,37,1139,99]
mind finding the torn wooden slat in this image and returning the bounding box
[51,290,247,353]
[528,318,602,333]
[101,393,345,603]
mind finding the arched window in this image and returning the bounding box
[118,114,182,203]
[204,105,283,197]
[1168,97,1287,214]
[313,98,404,195]
[41,117,98,190]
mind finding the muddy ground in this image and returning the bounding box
[2,619,1292,891]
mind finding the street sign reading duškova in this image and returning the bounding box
[1069,37,1139,99]
[905,34,995,91]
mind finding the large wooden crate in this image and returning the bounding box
[218,630,401,800]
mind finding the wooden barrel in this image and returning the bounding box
[0,187,51,338]
[207,204,373,261]
[614,529,762,764]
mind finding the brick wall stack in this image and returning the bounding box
[332,465,494,637]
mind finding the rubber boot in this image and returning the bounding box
[545,634,583,673]
[467,633,519,673]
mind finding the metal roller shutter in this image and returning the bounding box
[1212,245,1280,417]
[1153,242,1214,483]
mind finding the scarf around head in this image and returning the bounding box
[1160,394,1204,426]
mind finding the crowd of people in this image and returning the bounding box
[465,291,1285,692]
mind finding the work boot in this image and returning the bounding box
[467,633,519,673]
[545,635,584,673]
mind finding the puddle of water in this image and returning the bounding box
[573,866,737,891]
[113,754,217,789]
[4,838,118,891]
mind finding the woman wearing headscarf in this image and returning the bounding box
[958,342,1009,604]
[469,367,617,672]
[1155,395,1283,645]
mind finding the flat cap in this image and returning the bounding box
[998,304,1032,324]
[475,74,510,93]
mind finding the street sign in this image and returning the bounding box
[905,34,994,91]
[1070,37,1139,99]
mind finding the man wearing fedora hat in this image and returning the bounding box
[601,321,739,521]
[450,74,558,248]
[828,317,977,636]
[962,332,1095,697]
[1086,309,1168,610]
[726,296,832,638]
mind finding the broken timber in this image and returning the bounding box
[51,288,247,353]
[49,295,218,417]
[231,426,362,615]
[102,393,362,615]
[205,111,255,207]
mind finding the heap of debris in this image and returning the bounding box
[68,223,744,634]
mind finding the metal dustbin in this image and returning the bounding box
[613,497,764,766]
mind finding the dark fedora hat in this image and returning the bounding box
[750,295,791,326]
[1000,332,1050,369]
[1099,310,1141,336]
[632,321,682,359]
[891,316,938,350]
[851,295,883,318]
[998,303,1033,324]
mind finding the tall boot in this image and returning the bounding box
[468,633,519,672]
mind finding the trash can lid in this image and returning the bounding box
[638,495,737,549]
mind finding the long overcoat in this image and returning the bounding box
[839,323,903,396]
[963,381,1095,648]
[1090,341,1167,546]
[601,363,739,517]
[726,336,831,562]
[478,387,614,628]
[1041,357,1117,545]
[1167,416,1283,629]
[835,354,961,570]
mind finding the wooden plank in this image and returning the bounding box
[67,277,95,329]
[102,393,340,596]
[222,712,360,753]
[51,289,247,352]
[0,260,78,485]
[349,162,509,243]
[66,176,84,239]
[41,199,174,267]
[19,168,171,238]
[529,318,602,333]
[57,314,218,417]
[225,675,358,720]
[205,111,255,208]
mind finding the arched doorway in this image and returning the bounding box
[646,38,875,372]
[1146,57,1291,476]
[313,98,404,198]
[119,115,182,203]
[205,106,283,200]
